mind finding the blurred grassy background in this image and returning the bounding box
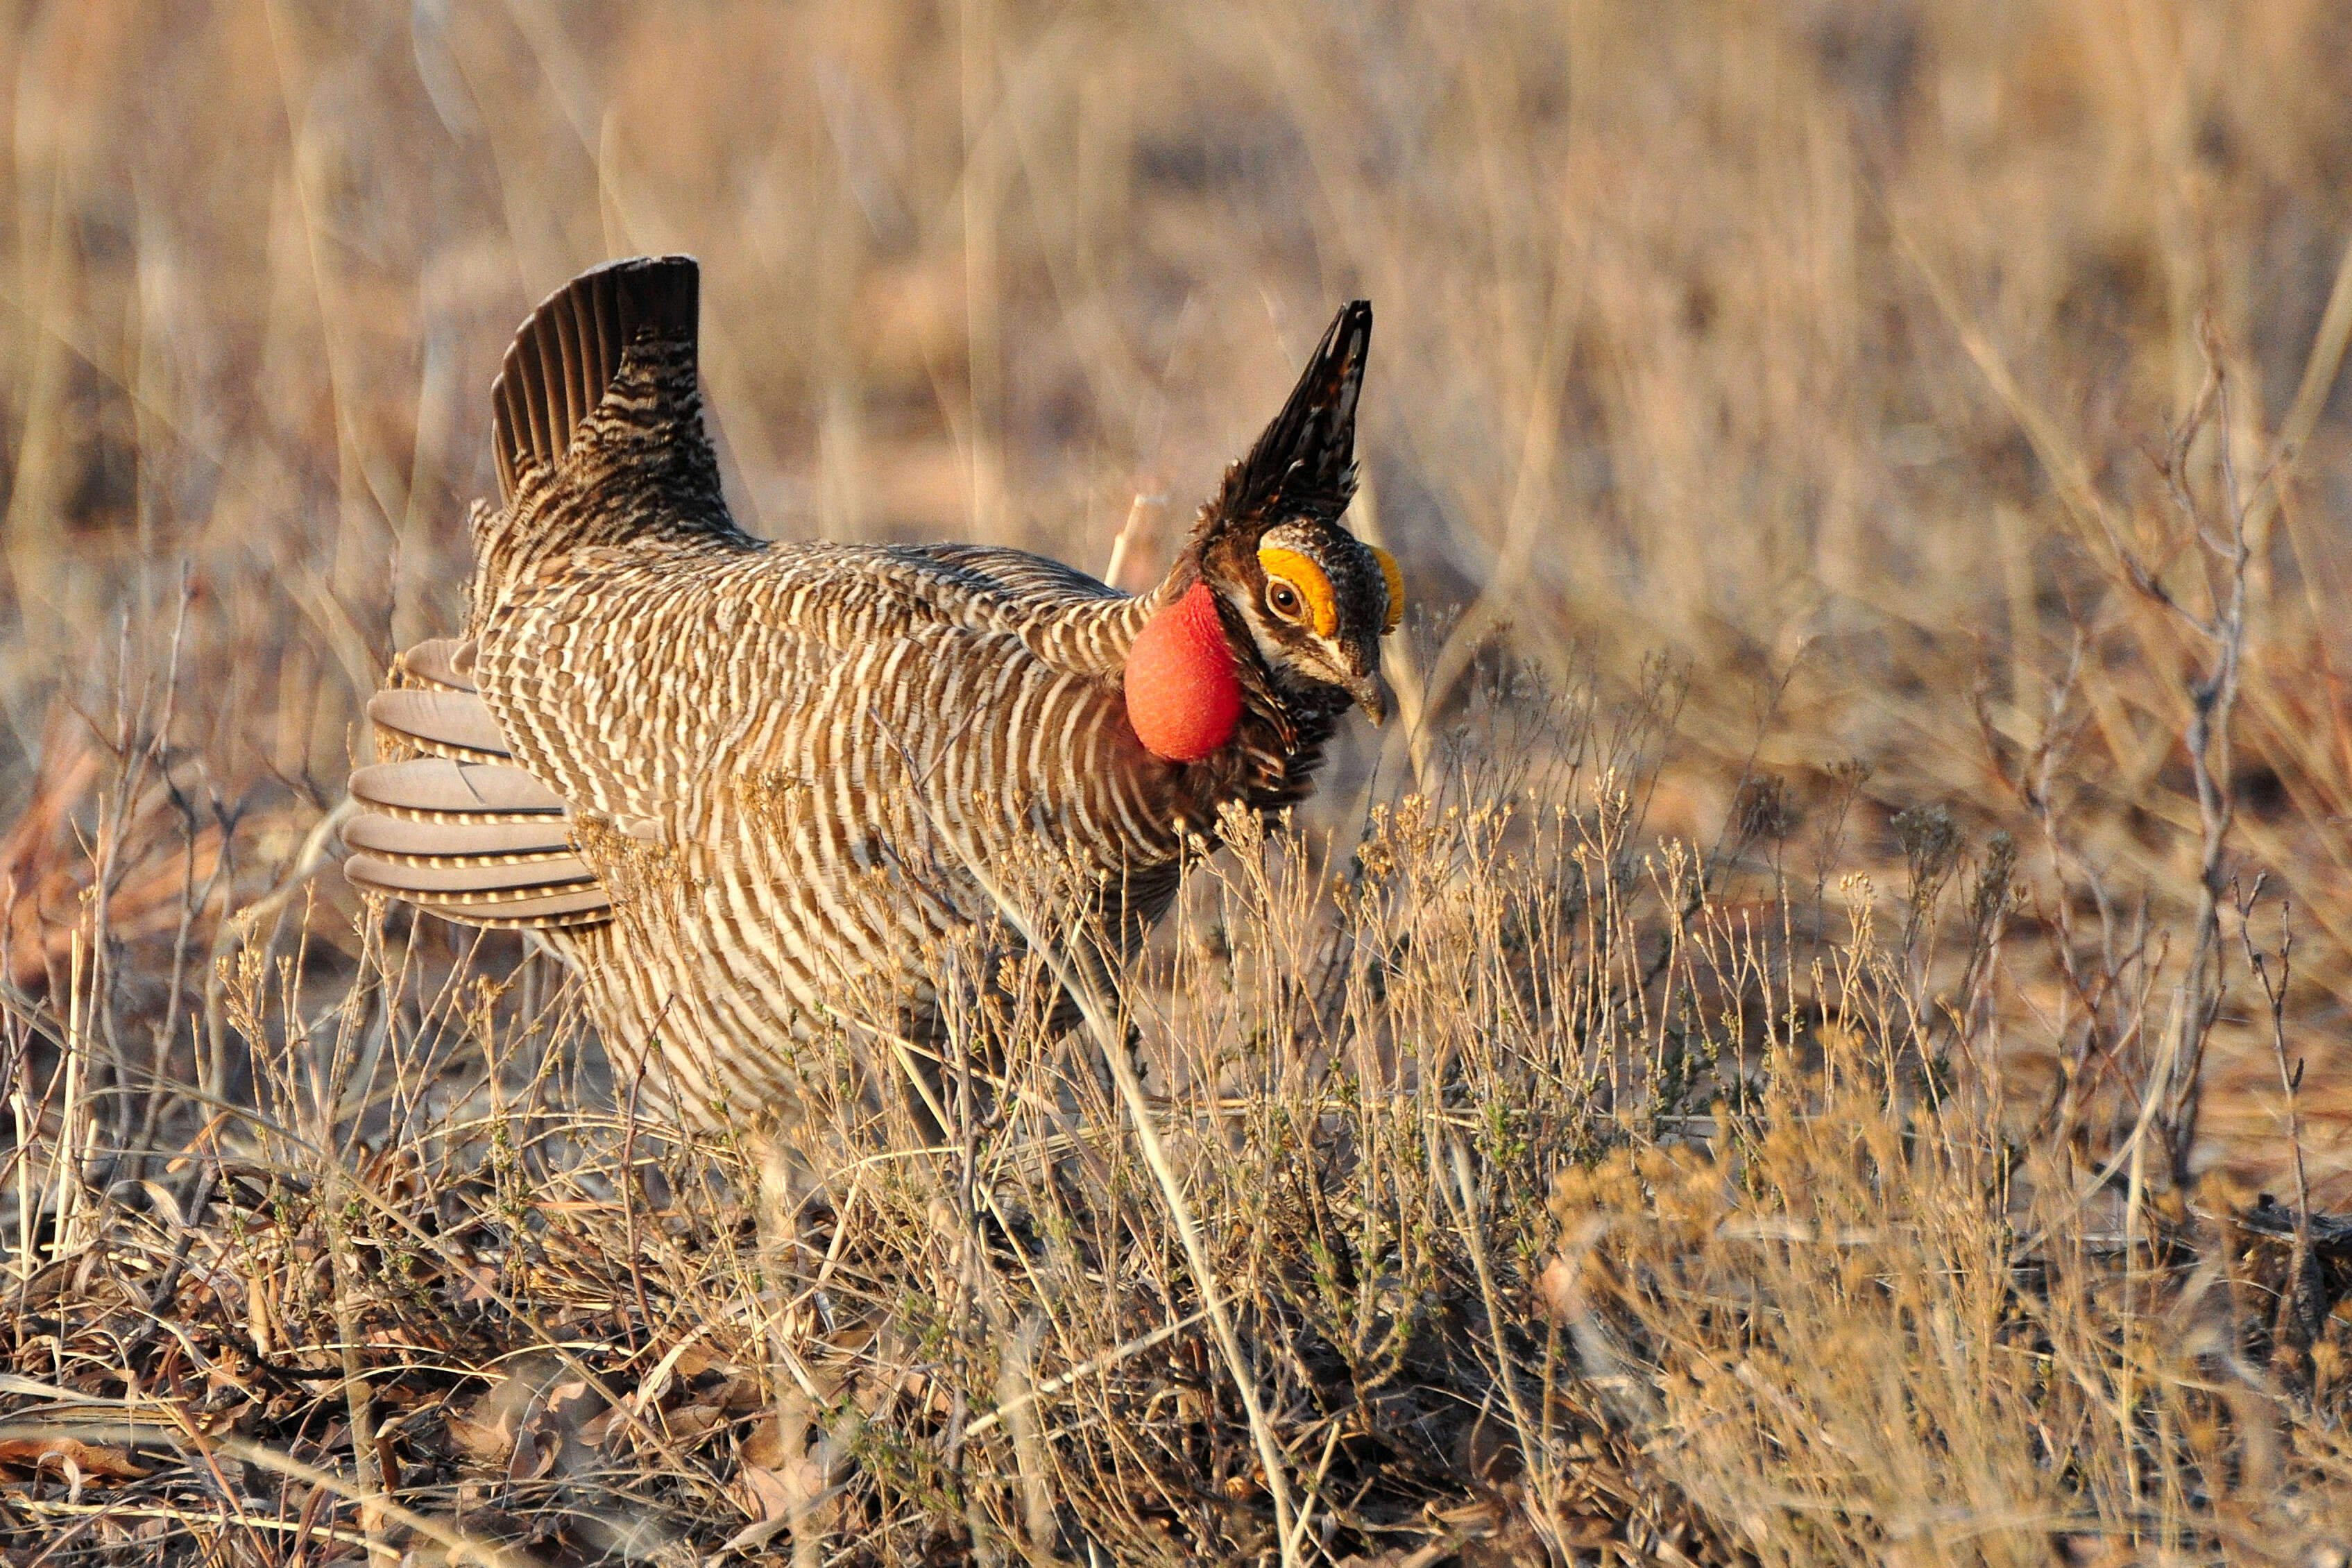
[6,0,2352,1186]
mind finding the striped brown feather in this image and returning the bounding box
[344,853,595,897]
[346,660,615,929]
[367,688,513,762]
[341,813,574,863]
[349,758,567,821]
[395,637,477,693]
[491,256,698,504]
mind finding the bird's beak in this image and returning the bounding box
[1349,670,1390,727]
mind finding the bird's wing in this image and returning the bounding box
[475,545,1001,837]
[899,543,1123,605]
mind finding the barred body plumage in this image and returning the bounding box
[347,257,1398,1129]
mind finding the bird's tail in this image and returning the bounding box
[470,255,747,624]
[344,638,612,929]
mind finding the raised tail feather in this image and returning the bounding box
[490,255,701,505]
[345,639,612,930]
[469,256,744,629]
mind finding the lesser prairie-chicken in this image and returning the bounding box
[344,257,1401,1127]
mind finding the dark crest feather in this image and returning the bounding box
[1213,300,1372,530]
[491,256,700,503]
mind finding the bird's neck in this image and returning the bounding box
[1123,581,1244,762]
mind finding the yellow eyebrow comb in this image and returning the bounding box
[1256,547,1337,636]
[1370,546,1404,634]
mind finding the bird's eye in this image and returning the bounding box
[1268,581,1301,619]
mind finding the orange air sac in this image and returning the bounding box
[1123,581,1243,762]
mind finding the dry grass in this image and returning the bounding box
[7,1,2352,1562]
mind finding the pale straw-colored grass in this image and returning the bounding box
[8,2,2352,1561]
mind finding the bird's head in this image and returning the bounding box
[1125,302,1404,763]
[1202,513,1401,727]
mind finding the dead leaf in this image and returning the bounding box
[736,1463,794,1524]
[674,1345,726,1381]
[445,1406,519,1467]
[507,1377,601,1483]
[0,1438,151,1481]
[508,1421,558,1483]
[740,1415,785,1469]
[711,1371,765,1414]
[1536,1252,1582,1324]
[663,1401,726,1443]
